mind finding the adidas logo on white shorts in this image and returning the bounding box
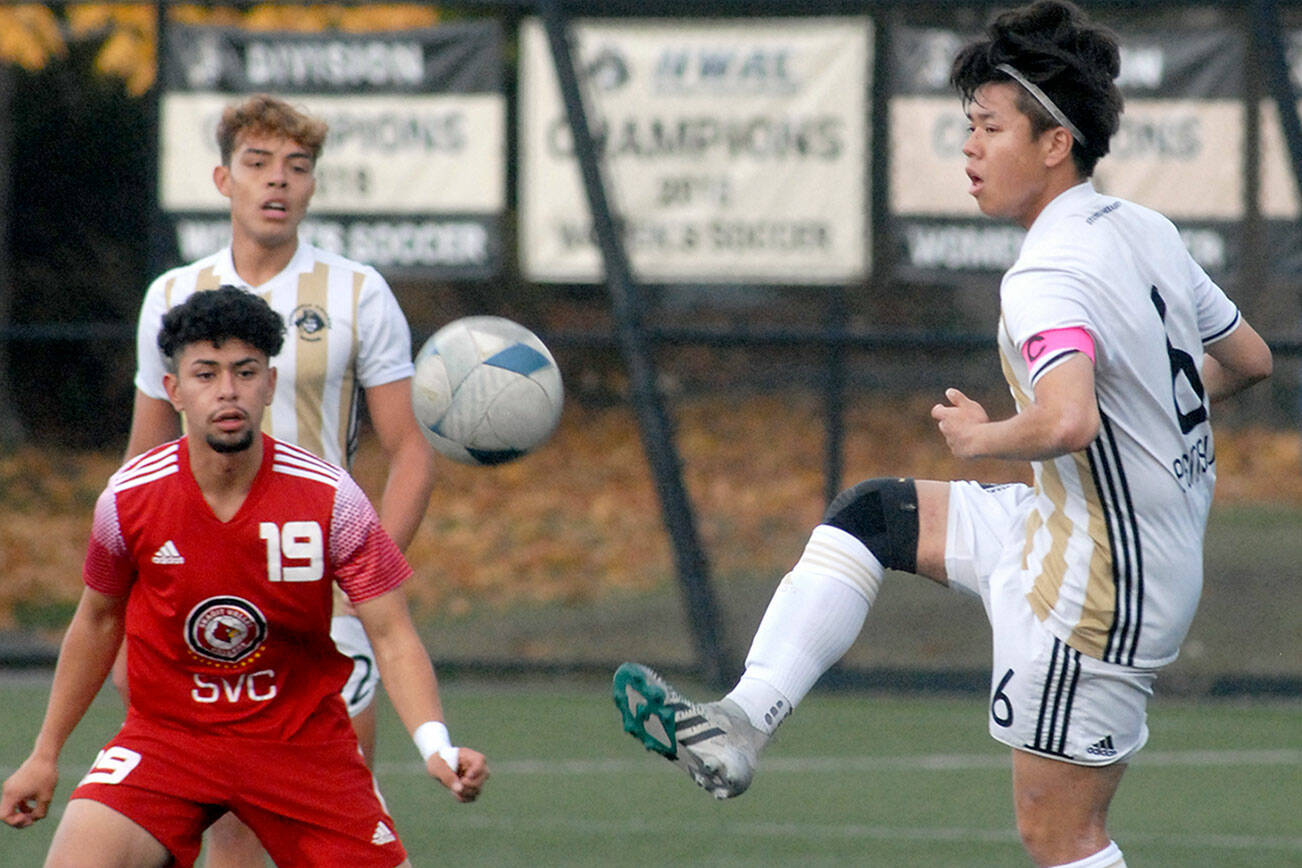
[151,540,184,565]
[371,821,396,845]
[1086,735,1118,758]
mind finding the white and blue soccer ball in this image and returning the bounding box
[411,316,564,466]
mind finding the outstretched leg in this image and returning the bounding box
[614,478,951,797]
[725,478,951,738]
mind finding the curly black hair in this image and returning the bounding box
[158,285,286,370]
[950,0,1123,176]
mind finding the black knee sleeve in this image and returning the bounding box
[822,477,919,574]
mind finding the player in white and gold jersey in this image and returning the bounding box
[133,239,414,471]
[611,4,1273,868]
[992,181,1243,671]
[124,94,437,868]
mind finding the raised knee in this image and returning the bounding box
[822,477,918,573]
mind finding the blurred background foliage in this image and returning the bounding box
[0,4,448,448]
[0,4,444,97]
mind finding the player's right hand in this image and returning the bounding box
[426,747,488,803]
[931,387,990,458]
[1,754,58,828]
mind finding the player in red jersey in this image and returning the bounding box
[1,287,486,867]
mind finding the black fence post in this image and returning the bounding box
[1254,0,1302,425]
[0,63,24,446]
[147,1,170,280]
[1255,0,1302,206]
[823,288,848,507]
[535,0,732,687]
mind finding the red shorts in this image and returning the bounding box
[69,716,406,867]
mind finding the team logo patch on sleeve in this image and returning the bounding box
[185,596,268,664]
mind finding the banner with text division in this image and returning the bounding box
[519,17,872,285]
[888,25,1246,286]
[159,20,506,279]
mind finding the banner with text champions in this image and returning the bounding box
[889,25,1245,285]
[519,17,871,285]
[159,21,505,279]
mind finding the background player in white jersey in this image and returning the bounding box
[1,287,486,867]
[123,94,437,867]
[612,3,1273,866]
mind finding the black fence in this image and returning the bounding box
[2,2,1301,690]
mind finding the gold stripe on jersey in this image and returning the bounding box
[163,266,219,308]
[1073,450,1116,657]
[998,334,1031,411]
[171,268,224,438]
[1001,340,1048,579]
[294,263,331,460]
[198,266,221,292]
[337,272,363,463]
[1026,457,1071,619]
[1021,509,1043,570]
[1002,322,1117,658]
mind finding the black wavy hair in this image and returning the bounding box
[950,0,1123,176]
[158,285,285,370]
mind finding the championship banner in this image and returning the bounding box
[159,21,506,278]
[519,17,871,285]
[889,26,1245,283]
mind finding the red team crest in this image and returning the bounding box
[185,596,268,664]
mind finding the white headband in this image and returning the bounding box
[995,63,1087,146]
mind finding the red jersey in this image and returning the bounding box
[83,434,410,740]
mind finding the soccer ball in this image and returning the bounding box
[411,316,564,466]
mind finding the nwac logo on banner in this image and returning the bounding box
[580,42,803,96]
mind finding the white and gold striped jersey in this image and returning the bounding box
[135,242,415,468]
[998,182,1240,669]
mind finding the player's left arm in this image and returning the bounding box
[1201,319,1272,402]
[353,588,488,802]
[932,353,1099,461]
[2,588,126,828]
[125,389,182,460]
[364,378,436,552]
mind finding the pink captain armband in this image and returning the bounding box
[1021,326,1096,379]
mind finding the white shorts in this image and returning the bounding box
[331,615,380,717]
[944,481,1155,766]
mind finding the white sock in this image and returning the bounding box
[1049,841,1126,868]
[725,525,883,735]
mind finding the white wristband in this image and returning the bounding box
[413,721,459,771]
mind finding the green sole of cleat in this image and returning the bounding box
[612,663,679,759]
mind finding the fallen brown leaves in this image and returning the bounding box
[1,393,1298,631]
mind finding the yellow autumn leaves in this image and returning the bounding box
[0,6,64,73]
[0,3,442,97]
